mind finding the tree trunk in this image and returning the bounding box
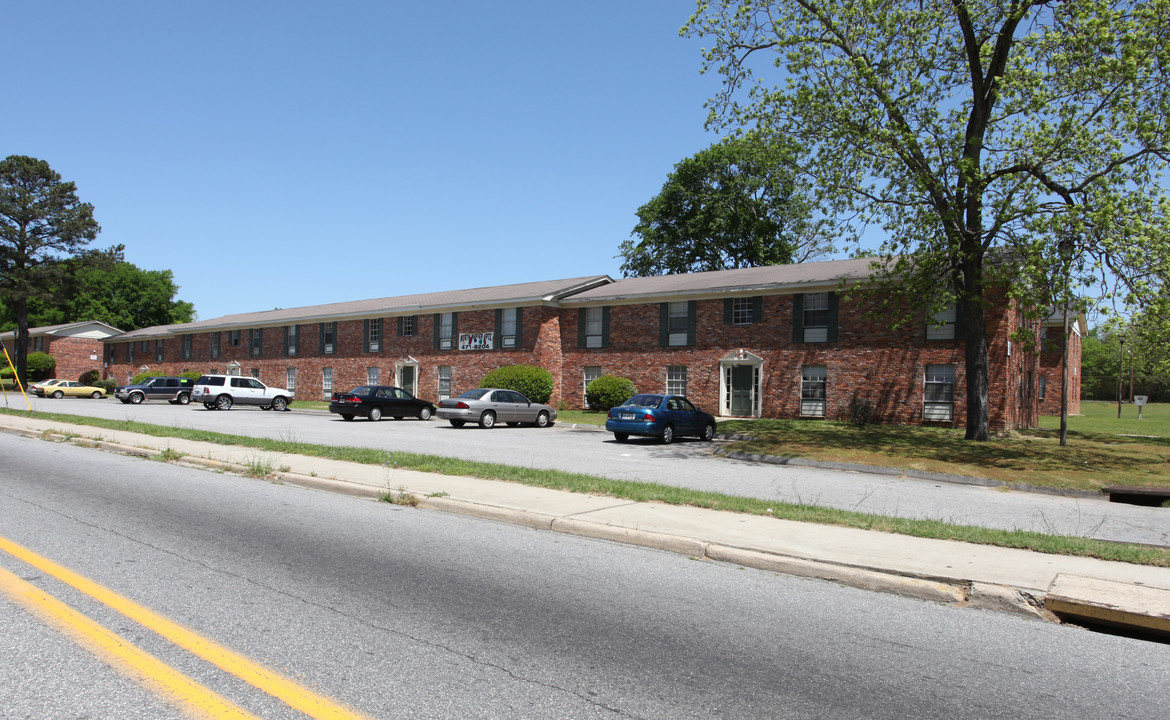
[961,296,991,441]
[14,299,29,389]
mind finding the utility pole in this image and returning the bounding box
[1117,338,1125,419]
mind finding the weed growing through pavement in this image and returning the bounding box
[242,456,276,478]
[155,447,186,463]
[380,486,420,506]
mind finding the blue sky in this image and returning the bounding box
[5,1,730,322]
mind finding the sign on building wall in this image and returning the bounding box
[459,332,494,351]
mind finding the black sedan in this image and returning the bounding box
[329,385,435,421]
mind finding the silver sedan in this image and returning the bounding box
[436,388,557,429]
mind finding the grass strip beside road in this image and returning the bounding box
[3,407,1168,568]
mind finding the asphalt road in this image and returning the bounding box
[3,436,1168,719]
[8,395,1170,547]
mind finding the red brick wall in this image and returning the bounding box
[44,337,105,381]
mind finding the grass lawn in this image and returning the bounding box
[718,401,1170,492]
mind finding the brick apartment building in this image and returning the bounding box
[101,257,1081,432]
[1,321,123,382]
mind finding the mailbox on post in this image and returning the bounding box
[1134,395,1148,419]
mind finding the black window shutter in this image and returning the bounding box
[723,299,733,325]
[754,296,763,324]
[433,314,441,349]
[659,303,669,347]
[363,319,371,352]
[494,309,502,349]
[577,308,587,348]
[515,307,523,347]
[827,292,839,342]
[601,307,610,348]
[953,301,965,337]
[319,324,325,354]
[397,317,404,336]
[687,301,697,345]
[451,312,458,343]
[792,294,805,342]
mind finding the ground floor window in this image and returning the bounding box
[924,364,955,421]
[801,365,827,417]
[368,367,379,385]
[583,366,602,407]
[666,366,687,396]
[438,366,451,401]
[322,368,333,398]
[286,367,296,392]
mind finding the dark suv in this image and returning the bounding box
[115,376,196,405]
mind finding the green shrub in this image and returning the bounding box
[586,375,637,412]
[78,369,101,385]
[93,379,117,394]
[839,395,879,427]
[479,364,554,404]
[26,352,56,381]
[131,369,169,385]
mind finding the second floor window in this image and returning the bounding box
[438,313,454,350]
[320,322,336,354]
[498,308,520,348]
[794,292,837,343]
[230,330,241,347]
[398,315,416,337]
[249,329,263,357]
[580,307,608,348]
[155,340,164,362]
[366,319,381,352]
[181,334,192,360]
[210,332,221,359]
[285,325,298,355]
[927,303,958,340]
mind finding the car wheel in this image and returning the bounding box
[203,403,216,410]
[479,411,496,429]
[369,407,383,422]
[340,414,354,421]
[215,394,233,410]
[449,419,465,428]
[534,411,550,428]
[52,390,64,399]
[614,432,628,442]
[271,396,288,412]
[90,391,103,399]
[177,393,191,405]
[129,392,144,404]
[660,425,674,444]
[418,407,432,421]
[701,422,716,442]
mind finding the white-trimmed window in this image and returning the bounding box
[583,366,602,407]
[322,367,333,397]
[249,329,262,357]
[250,368,260,379]
[32,337,44,352]
[286,368,297,392]
[285,325,298,355]
[181,334,192,360]
[500,308,519,348]
[585,308,604,348]
[367,319,381,352]
[400,315,416,337]
[801,365,827,417]
[439,313,454,350]
[210,332,220,359]
[437,366,452,401]
[666,366,688,396]
[667,302,689,346]
[927,303,957,340]
[924,364,956,421]
[155,340,165,362]
[321,322,336,354]
[229,330,241,347]
[368,367,379,385]
[732,298,754,325]
[802,292,830,342]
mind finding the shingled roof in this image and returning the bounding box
[560,256,890,304]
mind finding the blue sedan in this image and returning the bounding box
[605,394,717,444]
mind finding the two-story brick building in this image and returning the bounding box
[101,257,1081,432]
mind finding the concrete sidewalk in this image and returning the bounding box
[4,413,1169,638]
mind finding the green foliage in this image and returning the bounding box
[838,395,879,428]
[685,1,1170,441]
[92,379,117,394]
[619,132,828,277]
[78,369,100,385]
[479,364,554,404]
[0,245,195,332]
[585,375,637,412]
[131,369,168,385]
[25,352,55,381]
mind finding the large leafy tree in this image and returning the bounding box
[0,155,100,385]
[685,0,1170,440]
[619,131,828,277]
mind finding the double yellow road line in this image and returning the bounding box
[0,535,374,720]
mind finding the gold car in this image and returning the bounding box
[35,380,106,399]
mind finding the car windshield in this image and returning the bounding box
[627,394,664,408]
[459,389,492,400]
